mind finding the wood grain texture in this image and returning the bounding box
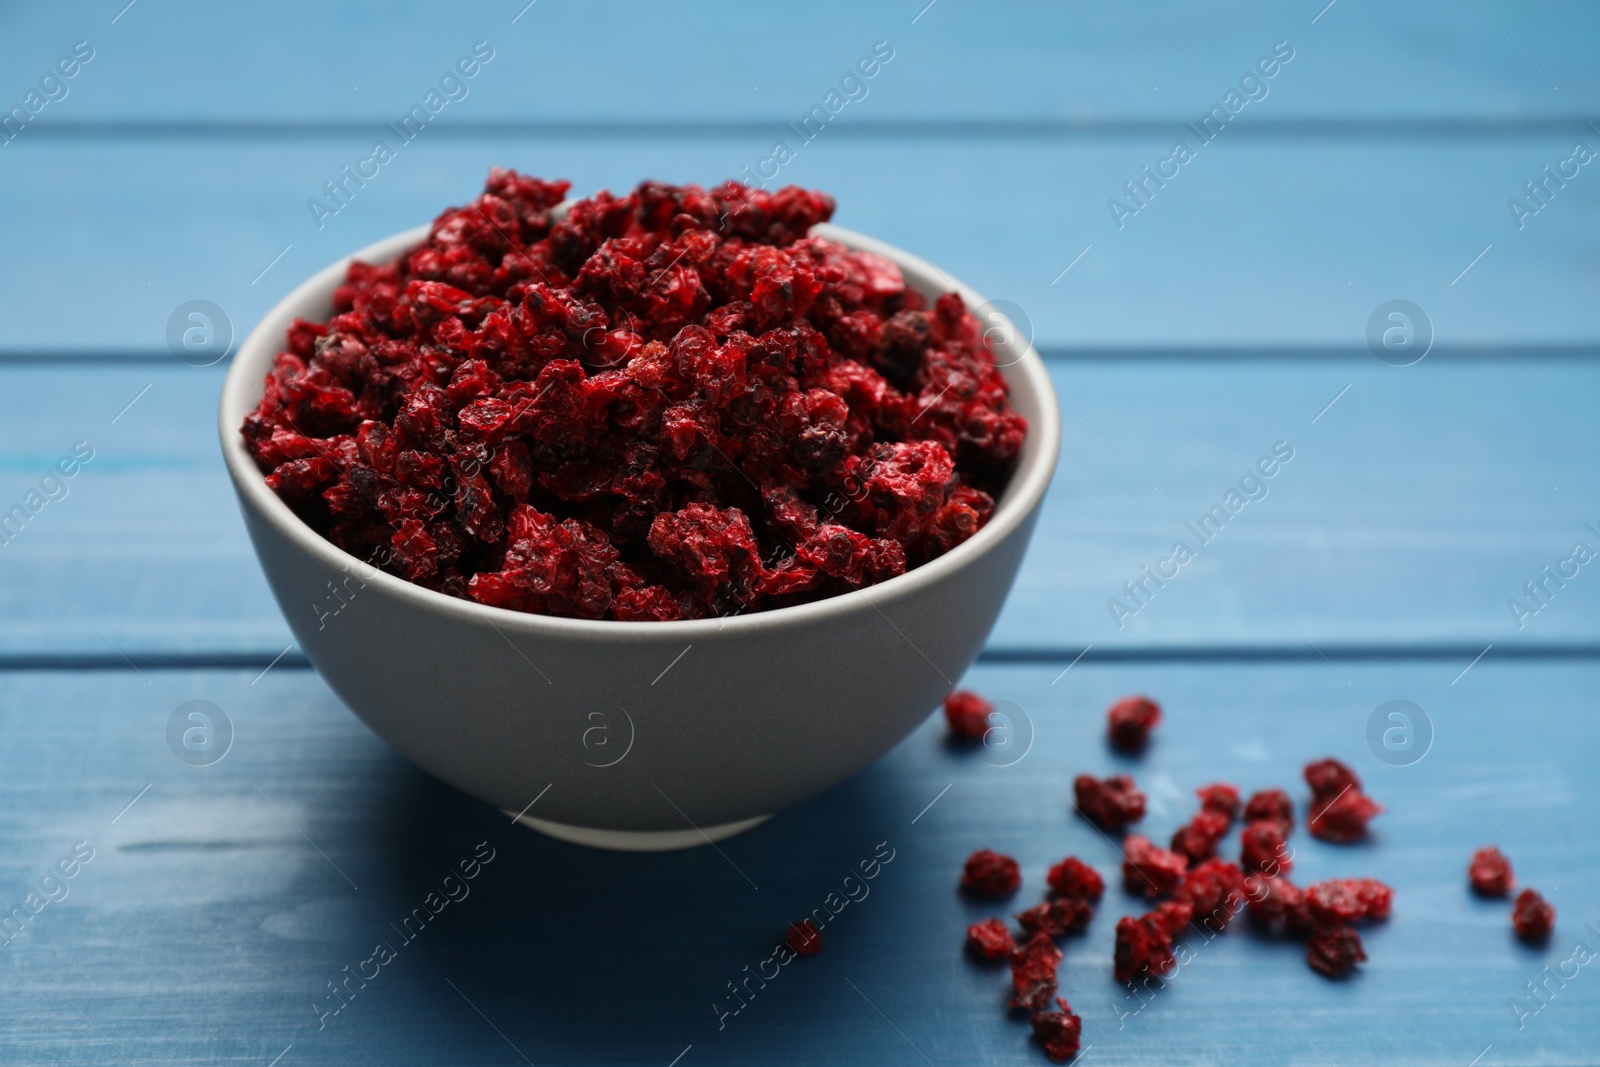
[3,136,1598,352]
[0,359,1595,659]
[0,661,1592,1065]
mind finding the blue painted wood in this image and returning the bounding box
[0,660,1593,1065]
[2,137,1598,352]
[0,0,1594,125]
[1,359,1596,658]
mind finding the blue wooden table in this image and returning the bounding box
[2,2,1597,1063]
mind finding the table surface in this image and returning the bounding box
[2,2,1597,1064]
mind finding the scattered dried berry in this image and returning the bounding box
[1243,788,1295,831]
[1304,758,1361,802]
[1106,695,1161,754]
[1469,845,1514,897]
[243,171,1025,621]
[1306,924,1366,977]
[1046,856,1105,902]
[1513,889,1555,942]
[943,689,993,741]
[961,849,1022,898]
[1018,897,1094,939]
[1030,997,1083,1064]
[1240,819,1293,876]
[1010,931,1063,1011]
[1177,858,1247,931]
[1114,914,1176,983]
[965,917,1016,960]
[1153,899,1195,938]
[1073,773,1146,832]
[1196,782,1241,823]
[785,919,823,956]
[1306,878,1394,925]
[1122,834,1188,898]
[1171,808,1231,865]
[1308,789,1383,843]
[1243,873,1315,936]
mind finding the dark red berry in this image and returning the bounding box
[1196,782,1241,823]
[1469,845,1514,897]
[1306,878,1393,925]
[785,919,822,956]
[1304,758,1361,802]
[965,917,1015,960]
[943,690,992,741]
[1122,834,1188,898]
[1046,856,1105,901]
[1243,788,1295,831]
[1171,809,1231,865]
[1243,873,1315,935]
[1017,897,1094,939]
[1177,858,1247,931]
[1106,695,1161,753]
[1009,931,1063,1011]
[961,849,1021,898]
[1308,789,1382,843]
[1513,889,1555,942]
[1030,997,1083,1063]
[1114,914,1176,983]
[1240,819,1293,876]
[1073,773,1146,832]
[1306,924,1366,977]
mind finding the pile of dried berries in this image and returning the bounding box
[1467,844,1556,941]
[952,694,1411,1061]
[243,171,1026,621]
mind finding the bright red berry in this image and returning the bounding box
[1073,773,1146,831]
[1196,782,1241,823]
[1243,788,1294,831]
[1240,819,1293,876]
[1303,757,1361,802]
[1009,931,1063,1011]
[1171,809,1231,865]
[1017,897,1094,939]
[943,689,992,741]
[1177,858,1247,931]
[1308,789,1382,843]
[1114,914,1176,983]
[1030,997,1083,1063]
[1122,834,1187,898]
[1045,856,1105,901]
[965,917,1015,960]
[1306,924,1366,977]
[1469,845,1514,897]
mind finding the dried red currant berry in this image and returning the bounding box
[965,917,1016,960]
[1308,789,1383,843]
[1306,924,1366,977]
[1153,899,1195,938]
[1513,889,1555,942]
[1304,758,1361,802]
[1046,857,1105,902]
[1243,788,1295,831]
[961,849,1022,898]
[1030,997,1082,1064]
[1240,819,1293,876]
[1073,773,1146,831]
[1122,834,1187,898]
[1469,845,1514,897]
[1171,809,1231,865]
[1306,878,1393,925]
[943,689,992,741]
[1017,897,1093,939]
[1177,859,1246,931]
[1114,914,1176,983]
[785,919,822,956]
[1106,695,1161,753]
[1243,873,1314,935]
[1196,782,1241,823]
[1009,931,1063,1011]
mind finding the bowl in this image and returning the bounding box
[219,216,1061,851]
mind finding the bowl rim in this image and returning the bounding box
[218,212,1061,640]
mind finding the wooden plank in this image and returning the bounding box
[2,135,1599,353]
[0,0,1594,125]
[0,659,1593,1064]
[2,359,1596,658]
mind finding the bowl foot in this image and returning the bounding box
[503,810,772,852]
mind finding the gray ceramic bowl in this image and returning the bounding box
[219,217,1060,850]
